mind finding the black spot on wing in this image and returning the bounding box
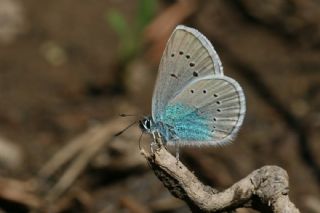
[170,74,178,79]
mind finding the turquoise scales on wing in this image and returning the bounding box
[156,102,212,141]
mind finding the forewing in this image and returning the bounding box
[152,25,223,121]
[166,76,246,146]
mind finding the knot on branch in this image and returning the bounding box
[251,166,289,205]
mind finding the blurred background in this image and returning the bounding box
[0,0,319,212]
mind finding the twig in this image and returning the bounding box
[38,118,132,202]
[38,126,99,179]
[0,177,41,209]
[141,136,300,213]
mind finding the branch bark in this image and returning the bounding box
[141,137,300,213]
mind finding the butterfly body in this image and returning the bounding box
[139,116,179,142]
[140,102,211,143]
[140,25,246,147]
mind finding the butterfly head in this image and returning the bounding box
[139,116,153,133]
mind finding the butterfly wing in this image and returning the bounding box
[152,25,223,121]
[159,76,246,146]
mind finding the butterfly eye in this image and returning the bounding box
[145,120,151,129]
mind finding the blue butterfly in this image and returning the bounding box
[139,25,246,154]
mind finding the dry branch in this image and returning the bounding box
[37,117,136,203]
[141,136,300,213]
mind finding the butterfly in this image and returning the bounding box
[139,25,246,155]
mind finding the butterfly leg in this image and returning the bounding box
[174,141,180,164]
[150,132,157,153]
[151,131,163,152]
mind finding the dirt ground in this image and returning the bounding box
[0,0,319,212]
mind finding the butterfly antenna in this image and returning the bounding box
[114,121,137,137]
[138,132,144,150]
[119,113,137,117]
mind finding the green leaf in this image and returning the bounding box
[106,9,128,37]
[136,0,156,32]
